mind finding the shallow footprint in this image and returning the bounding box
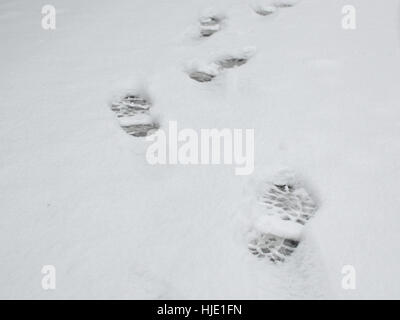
[199,16,222,37]
[254,6,277,16]
[252,1,278,16]
[216,47,256,69]
[273,0,299,8]
[248,233,299,262]
[189,70,216,82]
[187,47,256,82]
[216,57,248,69]
[186,60,221,83]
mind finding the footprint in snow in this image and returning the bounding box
[248,169,317,263]
[254,6,277,16]
[253,2,277,16]
[189,69,218,83]
[260,182,317,226]
[272,0,300,8]
[248,234,299,262]
[253,0,299,16]
[187,47,256,82]
[199,15,222,37]
[197,9,226,38]
[110,94,159,137]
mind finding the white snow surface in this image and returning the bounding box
[1,0,400,299]
[118,114,154,126]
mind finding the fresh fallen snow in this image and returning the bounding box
[118,114,154,126]
[253,214,305,240]
[0,0,400,299]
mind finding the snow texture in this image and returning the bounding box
[1,0,400,299]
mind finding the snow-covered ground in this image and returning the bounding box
[1,0,400,299]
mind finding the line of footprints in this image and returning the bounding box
[109,0,315,263]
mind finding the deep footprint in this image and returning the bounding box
[248,172,317,263]
[110,94,159,137]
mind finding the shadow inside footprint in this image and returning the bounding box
[216,47,255,70]
[120,121,160,137]
[110,94,159,137]
[189,71,216,82]
[216,57,248,69]
[273,0,298,8]
[199,16,221,37]
[254,6,277,16]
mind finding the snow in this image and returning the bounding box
[118,114,153,126]
[1,0,400,299]
[253,214,304,240]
